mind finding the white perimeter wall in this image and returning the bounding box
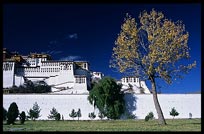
[3,94,201,120]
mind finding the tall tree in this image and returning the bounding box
[88,77,125,119]
[110,9,196,125]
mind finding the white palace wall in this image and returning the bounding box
[3,94,201,120]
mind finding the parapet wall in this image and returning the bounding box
[3,94,200,120]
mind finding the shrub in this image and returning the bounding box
[145,112,154,122]
[170,107,179,119]
[98,112,105,120]
[88,112,96,120]
[19,111,26,124]
[9,81,51,93]
[3,107,7,121]
[148,112,154,119]
[34,85,51,93]
[27,102,41,121]
[145,115,150,121]
[48,107,60,121]
[56,113,61,121]
[7,102,19,125]
[69,109,77,120]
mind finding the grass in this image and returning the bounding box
[3,119,201,132]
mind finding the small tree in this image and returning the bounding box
[19,111,26,124]
[189,113,192,119]
[69,109,77,120]
[170,107,179,119]
[77,108,82,120]
[3,107,7,121]
[98,111,105,120]
[62,115,64,121]
[88,112,96,120]
[27,102,41,121]
[7,102,19,125]
[56,113,61,121]
[48,107,60,121]
[145,112,154,122]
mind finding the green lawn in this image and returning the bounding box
[3,119,201,132]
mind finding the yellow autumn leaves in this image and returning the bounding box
[110,9,196,83]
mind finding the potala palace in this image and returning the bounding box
[3,48,200,120]
[3,48,150,94]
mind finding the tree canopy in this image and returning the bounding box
[110,9,196,84]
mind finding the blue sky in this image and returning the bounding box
[3,4,201,94]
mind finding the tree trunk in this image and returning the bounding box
[150,76,167,125]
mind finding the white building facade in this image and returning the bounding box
[3,48,150,94]
[3,49,101,94]
[119,76,151,94]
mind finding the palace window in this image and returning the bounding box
[126,78,128,83]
